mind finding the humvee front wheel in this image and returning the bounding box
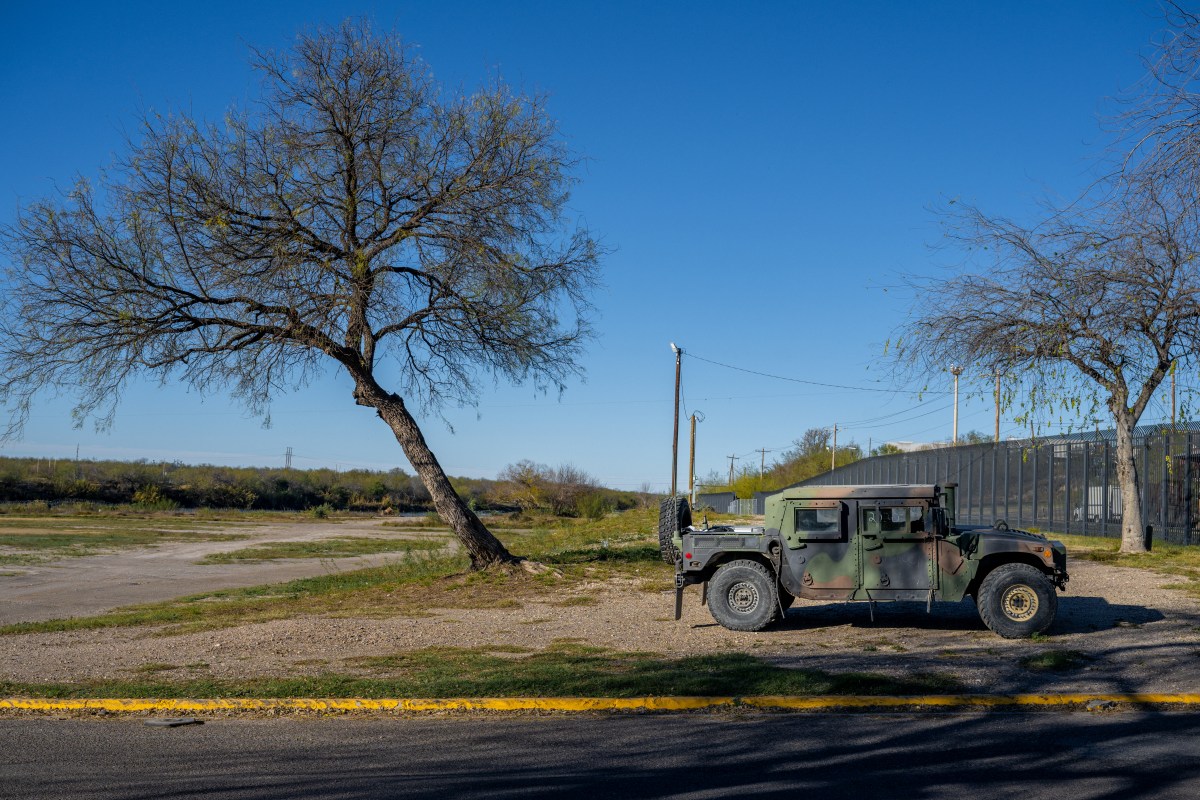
[708,559,779,632]
[976,563,1058,639]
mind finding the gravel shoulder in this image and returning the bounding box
[2,522,1199,694]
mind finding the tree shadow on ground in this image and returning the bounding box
[773,596,1170,637]
[23,711,1200,799]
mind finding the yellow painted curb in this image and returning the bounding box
[3,694,1200,714]
[0,696,737,713]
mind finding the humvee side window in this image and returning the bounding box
[881,506,925,534]
[881,507,906,533]
[794,507,842,541]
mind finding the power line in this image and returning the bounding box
[841,402,956,432]
[836,398,949,427]
[685,352,951,396]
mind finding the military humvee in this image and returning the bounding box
[661,483,1068,638]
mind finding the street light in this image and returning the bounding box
[688,410,705,504]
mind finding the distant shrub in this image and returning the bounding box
[132,485,178,511]
[577,492,612,521]
[310,503,335,519]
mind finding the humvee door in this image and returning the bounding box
[859,501,935,597]
[784,500,858,599]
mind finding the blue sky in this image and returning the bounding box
[0,1,1174,489]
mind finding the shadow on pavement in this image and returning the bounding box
[13,712,1200,799]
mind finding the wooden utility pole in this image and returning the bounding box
[759,448,767,479]
[670,343,682,499]
[831,424,838,472]
[727,454,738,486]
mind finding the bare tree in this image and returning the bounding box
[0,21,600,568]
[1121,4,1200,183]
[895,169,1200,553]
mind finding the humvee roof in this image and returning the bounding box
[768,484,939,501]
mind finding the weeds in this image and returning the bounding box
[0,643,963,699]
[1019,649,1090,672]
[0,507,667,635]
[0,521,247,565]
[197,537,444,564]
[1056,534,1200,599]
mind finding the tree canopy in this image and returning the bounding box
[0,21,601,567]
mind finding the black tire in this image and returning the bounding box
[976,563,1058,639]
[708,559,779,632]
[658,497,692,564]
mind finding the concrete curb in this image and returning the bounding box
[3,694,1200,714]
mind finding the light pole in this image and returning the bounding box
[670,343,682,499]
[950,365,964,444]
[688,411,704,505]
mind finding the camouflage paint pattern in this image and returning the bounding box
[680,484,1068,603]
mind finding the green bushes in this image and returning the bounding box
[131,485,178,511]
[0,455,651,515]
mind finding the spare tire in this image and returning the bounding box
[658,497,692,564]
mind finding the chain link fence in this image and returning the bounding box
[798,424,1200,545]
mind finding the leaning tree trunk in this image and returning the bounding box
[1112,416,1148,554]
[354,380,518,569]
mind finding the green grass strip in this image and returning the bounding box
[197,537,445,563]
[0,645,962,699]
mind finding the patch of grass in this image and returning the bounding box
[555,595,597,607]
[132,663,180,674]
[0,643,963,699]
[1055,533,1200,599]
[0,508,669,636]
[1019,649,1090,672]
[0,551,471,636]
[197,537,445,564]
[0,521,247,565]
[309,503,336,519]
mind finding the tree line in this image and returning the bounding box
[0,455,646,516]
[700,428,1001,500]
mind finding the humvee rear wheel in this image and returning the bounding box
[658,498,692,564]
[708,559,779,632]
[977,563,1057,639]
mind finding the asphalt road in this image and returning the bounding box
[4,711,1199,799]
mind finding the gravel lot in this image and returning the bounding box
[1,520,1198,694]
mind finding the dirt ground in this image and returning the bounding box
[1,519,1198,694]
[0,518,446,625]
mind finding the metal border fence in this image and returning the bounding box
[798,424,1200,545]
